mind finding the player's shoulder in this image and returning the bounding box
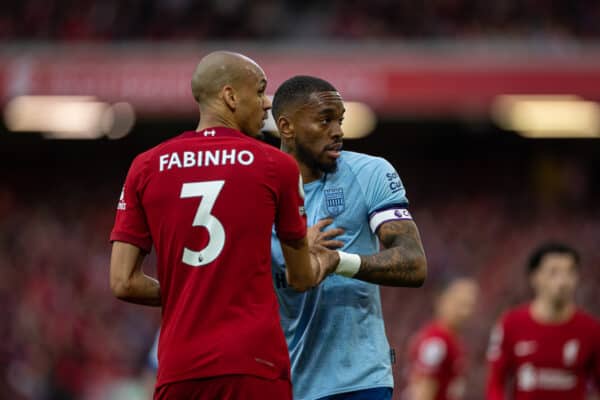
[340,151,395,180]
[500,303,532,326]
[573,308,600,328]
[413,323,450,365]
[416,322,453,344]
[341,150,390,169]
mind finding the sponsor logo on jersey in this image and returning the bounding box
[324,187,345,216]
[517,363,577,391]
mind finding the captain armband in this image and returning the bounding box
[368,208,413,233]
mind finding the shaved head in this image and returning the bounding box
[191,51,264,105]
[191,51,271,138]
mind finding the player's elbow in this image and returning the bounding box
[404,254,427,288]
[412,254,427,287]
[286,274,314,292]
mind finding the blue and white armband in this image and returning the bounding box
[369,208,413,233]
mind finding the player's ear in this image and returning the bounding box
[528,271,539,292]
[277,115,294,139]
[222,85,237,111]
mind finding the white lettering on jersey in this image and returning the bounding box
[221,149,236,165]
[183,151,195,167]
[563,339,579,366]
[203,129,216,136]
[158,150,255,171]
[238,150,254,166]
[517,363,577,391]
[167,152,182,170]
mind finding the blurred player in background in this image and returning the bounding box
[486,242,600,400]
[406,277,479,400]
[270,75,428,400]
[109,52,339,400]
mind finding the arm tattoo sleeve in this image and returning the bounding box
[354,220,427,287]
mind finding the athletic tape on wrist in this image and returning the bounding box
[335,251,361,277]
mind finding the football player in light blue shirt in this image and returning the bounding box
[270,76,428,400]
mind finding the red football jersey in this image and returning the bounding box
[408,321,467,400]
[110,127,306,388]
[486,304,600,400]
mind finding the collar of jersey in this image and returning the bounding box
[182,126,247,139]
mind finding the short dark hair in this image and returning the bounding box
[527,242,580,275]
[272,75,338,120]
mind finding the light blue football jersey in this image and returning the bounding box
[271,151,410,400]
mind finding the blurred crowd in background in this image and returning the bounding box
[1,0,600,41]
[1,0,600,399]
[1,143,598,399]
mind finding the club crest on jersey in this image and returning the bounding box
[563,339,579,366]
[324,187,345,216]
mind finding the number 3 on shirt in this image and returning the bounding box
[180,180,225,267]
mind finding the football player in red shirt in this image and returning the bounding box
[406,278,479,400]
[486,242,600,400]
[109,51,339,400]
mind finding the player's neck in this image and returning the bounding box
[280,143,323,184]
[530,298,576,324]
[196,115,241,134]
[436,315,460,333]
[299,163,322,184]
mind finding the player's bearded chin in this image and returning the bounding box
[295,140,338,174]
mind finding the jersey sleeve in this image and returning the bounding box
[352,156,411,234]
[412,335,449,379]
[486,315,511,400]
[110,154,153,252]
[273,151,307,242]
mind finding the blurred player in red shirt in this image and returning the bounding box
[406,278,479,400]
[109,51,339,400]
[486,242,600,400]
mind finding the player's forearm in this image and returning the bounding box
[111,271,161,307]
[354,219,427,286]
[281,237,319,292]
[355,246,426,286]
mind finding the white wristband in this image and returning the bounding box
[335,251,361,278]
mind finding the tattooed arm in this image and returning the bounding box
[354,220,427,287]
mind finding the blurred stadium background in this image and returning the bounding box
[1,0,600,399]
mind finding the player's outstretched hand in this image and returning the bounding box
[308,218,345,250]
[311,245,341,285]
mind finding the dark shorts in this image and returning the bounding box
[318,387,393,400]
[154,375,292,400]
